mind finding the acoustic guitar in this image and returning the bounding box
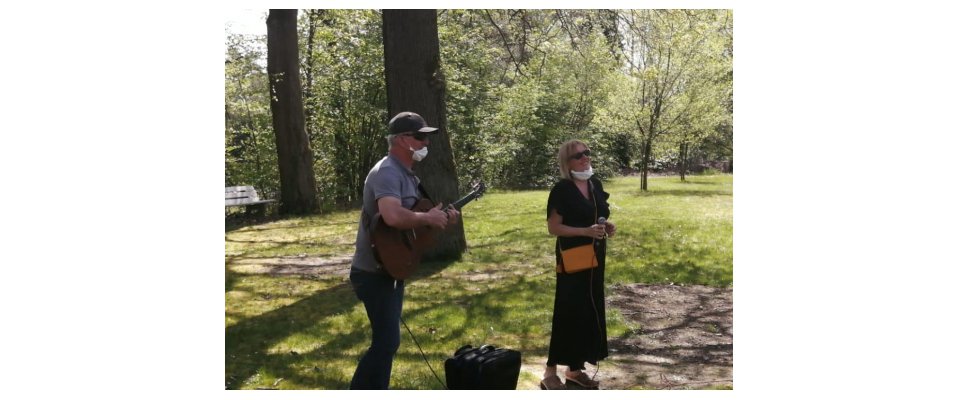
[371,182,486,280]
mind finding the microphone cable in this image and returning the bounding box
[587,184,604,383]
[588,238,603,383]
[400,315,448,389]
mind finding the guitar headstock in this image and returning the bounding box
[451,181,487,211]
[469,181,486,198]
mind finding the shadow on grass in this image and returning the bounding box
[225,258,459,389]
[634,189,731,197]
[228,256,697,389]
[611,285,732,345]
[675,179,725,185]
[225,257,563,389]
[225,258,240,292]
[226,214,282,233]
[226,214,359,233]
[225,280,359,389]
[610,251,732,287]
[604,285,733,388]
[224,236,356,263]
[466,227,542,251]
[382,272,555,389]
[226,238,312,246]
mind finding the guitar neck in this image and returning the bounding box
[449,192,480,211]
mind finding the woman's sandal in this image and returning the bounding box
[539,375,566,390]
[564,371,600,389]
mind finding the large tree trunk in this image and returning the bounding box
[303,10,320,143]
[383,9,465,261]
[267,9,319,215]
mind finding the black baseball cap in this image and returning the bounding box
[388,112,439,135]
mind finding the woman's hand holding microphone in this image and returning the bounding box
[602,219,616,238]
[585,217,615,240]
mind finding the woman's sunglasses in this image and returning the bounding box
[569,149,592,160]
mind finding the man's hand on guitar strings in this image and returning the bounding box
[424,203,449,229]
[444,205,461,225]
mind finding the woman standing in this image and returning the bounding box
[540,139,617,390]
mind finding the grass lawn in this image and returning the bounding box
[225,174,732,389]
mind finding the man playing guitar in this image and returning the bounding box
[348,111,460,389]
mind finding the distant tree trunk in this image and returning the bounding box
[679,141,688,181]
[267,9,319,215]
[383,9,465,261]
[640,138,652,191]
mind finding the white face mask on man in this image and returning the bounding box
[571,166,594,181]
[410,145,428,161]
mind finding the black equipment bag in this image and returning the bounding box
[444,344,521,390]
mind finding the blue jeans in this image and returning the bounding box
[349,269,405,389]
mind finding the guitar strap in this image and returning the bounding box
[417,182,434,203]
[361,208,372,232]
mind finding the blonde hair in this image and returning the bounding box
[557,139,588,180]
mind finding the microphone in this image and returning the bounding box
[597,217,607,239]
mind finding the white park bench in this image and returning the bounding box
[225,186,276,216]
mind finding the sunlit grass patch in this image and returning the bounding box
[225,174,732,389]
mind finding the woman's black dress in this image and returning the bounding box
[545,177,610,368]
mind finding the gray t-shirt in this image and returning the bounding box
[352,154,422,273]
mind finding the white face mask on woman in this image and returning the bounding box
[410,145,429,162]
[571,166,594,181]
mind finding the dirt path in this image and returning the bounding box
[518,283,732,390]
[229,256,733,389]
[601,283,733,389]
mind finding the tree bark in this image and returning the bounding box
[267,9,319,215]
[679,142,687,181]
[383,9,465,261]
[640,138,652,191]
[303,10,319,143]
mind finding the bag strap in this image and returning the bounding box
[558,179,599,274]
[590,179,598,223]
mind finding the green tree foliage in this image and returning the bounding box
[225,9,733,205]
[701,10,734,171]
[602,9,732,190]
[299,10,386,209]
[440,10,621,189]
[225,33,279,198]
[438,10,501,192]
